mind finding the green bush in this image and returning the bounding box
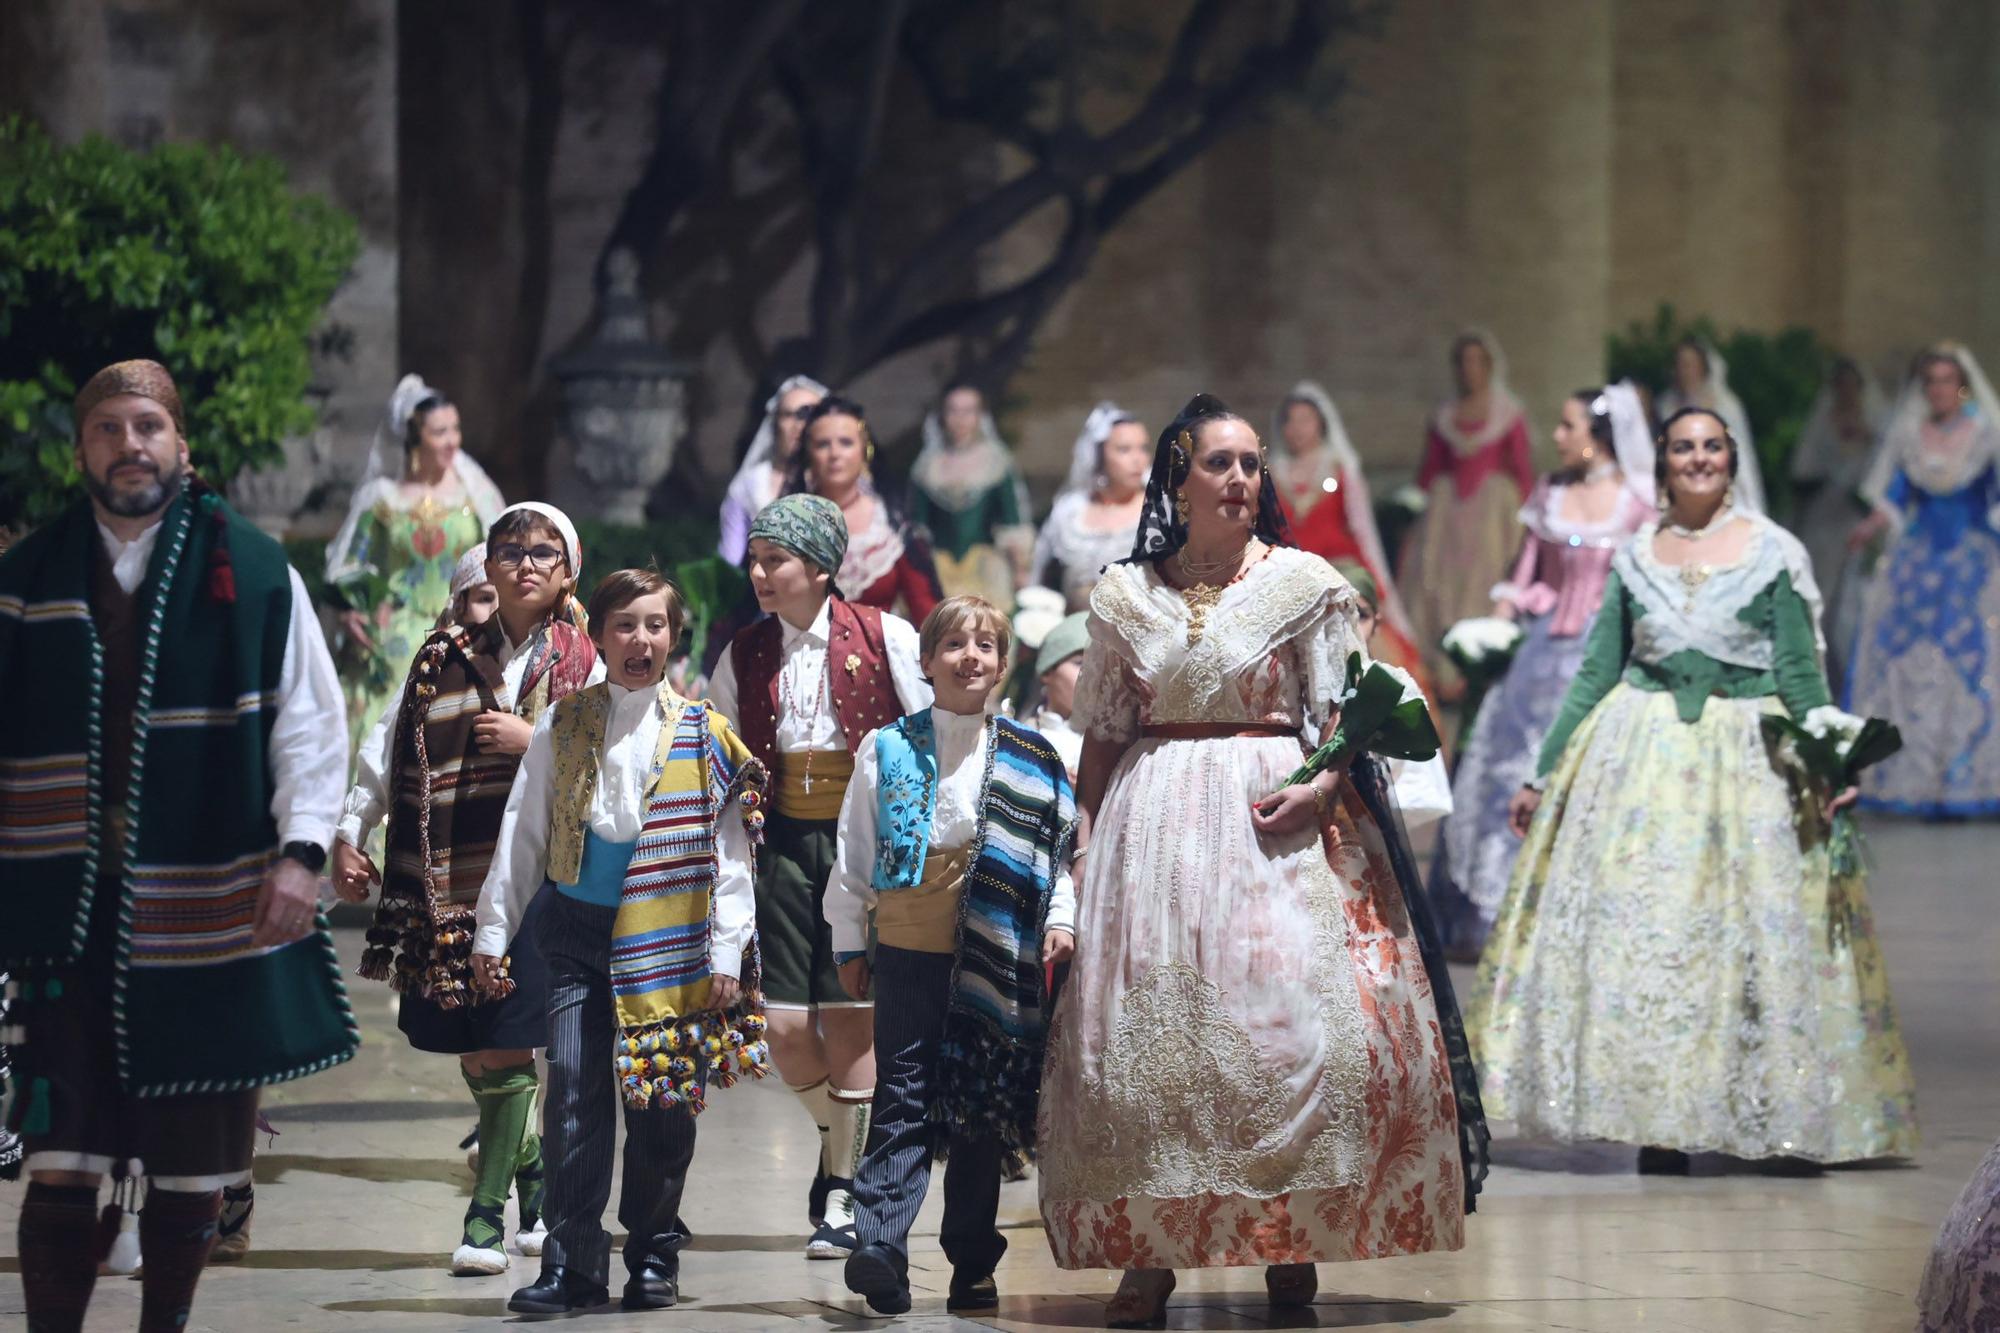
[1607,303,1832,518]
[572,516,746,669]
[0,116,359,528]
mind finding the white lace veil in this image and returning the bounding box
[1433,328,1530,453]
[1599,380,1658,509]
[1277,380,1416,641]
[1660,343,1765,514]
[1791,361,1889,485]
[324,373,506,584]
[727,374,829,511]
[914,391,1020,514]
[1059,400,1137,503]
[1862,343,2000,509]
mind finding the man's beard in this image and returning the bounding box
[84,456,182,518]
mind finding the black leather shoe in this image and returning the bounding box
[844,1241,912,1316]
[622,1259,680,1311]
[508,1265,610,1314]
[947,1269,999,1313]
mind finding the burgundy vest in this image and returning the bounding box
[732,598,902,776]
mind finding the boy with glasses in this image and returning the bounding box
[332,502,602,1275]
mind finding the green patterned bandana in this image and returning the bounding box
[749,493,848,576]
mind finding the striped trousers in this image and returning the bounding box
[537,890,700,1285]
[853,946,1007,1273]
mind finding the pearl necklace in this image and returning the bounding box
[1662,504,1735,541]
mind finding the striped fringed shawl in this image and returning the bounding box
[873,713,1076,1154]
[359,617,594,1007]
[602,693,771,1116]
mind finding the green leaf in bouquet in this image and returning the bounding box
[1841,717,1903,778]
[1276,655,1439,791]
[1759,714,1843,780]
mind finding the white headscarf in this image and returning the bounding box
[1791,361,1889,486]
[449,542,491,602]
[1657,343,1765,514]
[726,374,829,516]
[492,501,582,576]
[1276,380,1416,642]
[1862,343,2000,512]
[1432,328,1530,453]
[324,373,507,584]
[1058,401,1139,502]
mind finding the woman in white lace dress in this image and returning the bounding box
[1037,395,1487,1327]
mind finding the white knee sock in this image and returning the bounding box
[789,1078,832,1173]
[827,1087,872,1180]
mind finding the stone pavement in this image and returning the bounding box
[2,818,1994,1331]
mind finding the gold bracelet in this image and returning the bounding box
[1312,780,1331,817]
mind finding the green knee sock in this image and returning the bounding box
[515,1128,545,1230]
[462,1063,538,1250]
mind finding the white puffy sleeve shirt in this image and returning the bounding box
[823,708,1076,956]
[98,521,347,850]
[706,600,932,749]
[474,684,756,976]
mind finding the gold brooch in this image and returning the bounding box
[844,653,862,675]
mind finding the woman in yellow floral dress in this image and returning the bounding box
[325,374,506,760]
[1473,407,1917,1172]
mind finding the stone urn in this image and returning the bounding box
[551,248,691,525]
[228,386,332,538]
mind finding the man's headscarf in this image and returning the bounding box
[1332,559,1379,612]
[74,360,186,437]
[748,492,848,576]
[1034,611,1091,678]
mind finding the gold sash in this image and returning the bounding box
[875,848,967,954]
[774,749,854,820]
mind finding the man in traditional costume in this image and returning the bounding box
[1,360,356,1332]
[473,567,769,1313]
[825,596,1077,1316]
[707,494,932,1259]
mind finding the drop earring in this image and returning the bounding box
[1173,489,1191,526]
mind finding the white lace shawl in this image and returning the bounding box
[1615,512,1826,672]
[1072,547,1363,741]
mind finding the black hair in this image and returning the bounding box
[939,381,984,406]
[1653,405,1739,500]
[486,507,568,557]
[1280,394,1328,441]
[786,394,873,495]
[1672,338,1711,378]
[1126,393,1290,562]
[1570,387,1615,448]
[403,393,453,452]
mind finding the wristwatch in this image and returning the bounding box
[280,840,328,874]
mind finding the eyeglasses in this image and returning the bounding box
[493,543,566,572]
[781,406,816,421]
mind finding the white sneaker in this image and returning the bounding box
[450,1242,509,1276]
[514,1218,547,1257]
[806,1183,858,1260]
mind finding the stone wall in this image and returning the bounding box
[1006,0,2000,495]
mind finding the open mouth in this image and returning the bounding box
[623,654,654,678]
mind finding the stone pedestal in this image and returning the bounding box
[552,248,690,525]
